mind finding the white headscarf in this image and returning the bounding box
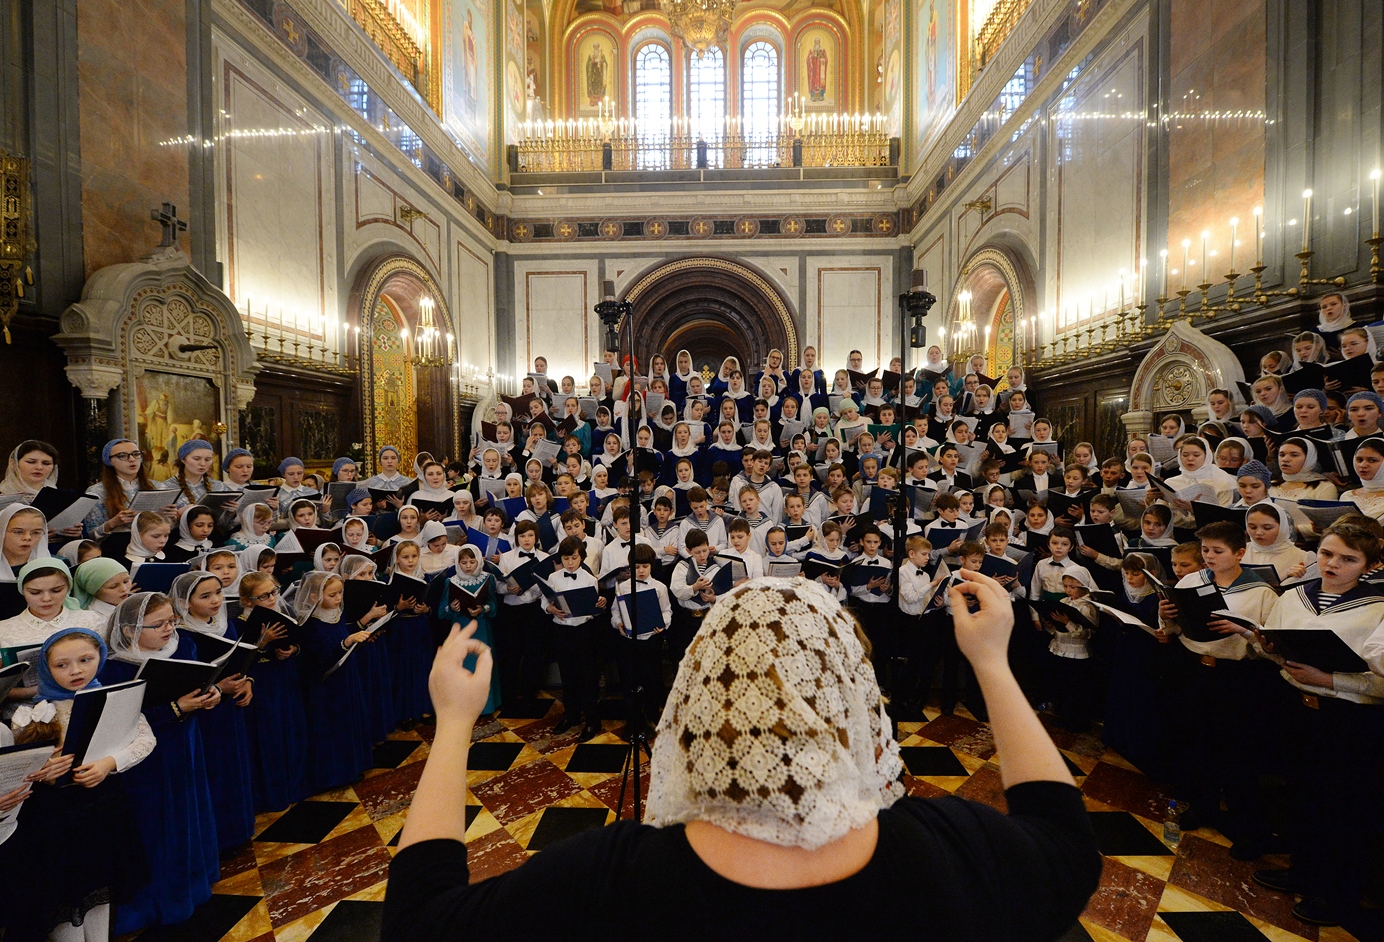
[0,504,49,582]
[231,503,273,546]
[293,570,341,624]
[447,490,479,526]
[1291,332,1329,369]
[313,542,343,570]
[674,349,696,383]
[126,514,166,561]
[1279,437,1324,483]
[646,578,903,850]
[106,592,180,664]
[0,444,59,497]
[174,504,214,552]
[169,571,228,637]
[716,357,740,384]
[1318,295,1352,333]
[341,515,372,551]
[1121,552,1163,603]
[1173,436,1237,487]
[238,544,274,576]
[1353,437,1384,492]
[1246,501,1298,556]
[337,554,378,582]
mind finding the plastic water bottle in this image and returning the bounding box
[1162,799,1181,850]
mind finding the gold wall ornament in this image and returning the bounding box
[0,150,34,343]
[660,0,737,57]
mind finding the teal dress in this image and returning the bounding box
[438,573,500,714]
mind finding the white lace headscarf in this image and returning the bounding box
[0,504,50,582]
[105,591,179,663]
[293,570,342,624]
[169,571,228,636]
[646,577,904,850]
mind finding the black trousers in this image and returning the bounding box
[617,633,665,726]
[1046,651,1098,731]
[496,600,548,705]
[1173,652,1266,837]
[553,622,600,724]
[906,610,978,713]
[1277,684,1384,910]
[668,607,706,664]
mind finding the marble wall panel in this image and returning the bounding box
[808,256,893,372]
[1166,0,1266,270]
[1048,33,1145,331]
[217,45,337,334]
[514,262,599,380]
[455,240,494,373]
[77,0,190,275]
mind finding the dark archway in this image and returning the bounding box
[623,257,798,377]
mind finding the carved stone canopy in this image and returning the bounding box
[52,247,259,447]
[1121,321,1247,437]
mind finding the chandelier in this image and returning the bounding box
[661,0,737,57]
[407,296,451,368]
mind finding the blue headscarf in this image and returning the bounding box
[378,445,400,460]
[101,439,137,467]
[222,447,253,472]
[332,456,357,477]
[177,439,214,462]
[36,627,106,701]
[278,456,305,475]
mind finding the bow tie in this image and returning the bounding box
[1046,560,1065,567]
[563,571,579,580]
[519,551,536,559]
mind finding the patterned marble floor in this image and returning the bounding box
[125,696,1382,942]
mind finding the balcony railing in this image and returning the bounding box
[959,0,1034,101]
[347,0,440,114]
[514,119,892,173]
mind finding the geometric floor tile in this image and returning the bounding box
[564,742,631,773]
[1063,753,1089,777]
[1087,812,1176,857]
[1054,922,1096,942]
[467,741,528,771]
[255,802,360,845]
[898,745,969,776]
[1159,911,1272,942]
[134,894,262,942]
[257,827,392,927]
[371,739,422,769]
[303,899,385,942]
[498,697,558,720]
[525,805,613,851]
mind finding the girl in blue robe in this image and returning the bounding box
[369,544,434,724]
[99,592,220,935]
[437,545,500,715]
[169,571,256,851]
[233,568,308,811]
[295,571,379,793]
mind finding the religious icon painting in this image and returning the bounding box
[134,372,223,482]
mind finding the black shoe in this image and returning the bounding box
[553,714,578,734]
[580,723,603,741]
[1291,897,1341,927]
[1253,868,1307,895]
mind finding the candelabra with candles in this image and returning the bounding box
[1029,174,1384,367]
[240,298,358,376]
[406,297,450,368]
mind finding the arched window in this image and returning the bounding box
[688,46,725,166]
[741,40,780,166]
[634,43,672,169]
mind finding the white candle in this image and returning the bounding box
[1181,239,1190,290]
[1302,188,1313,252]
[1253,206,1263,265]
[1228,217,1238,271]
[1159,249,1168,297]
[1371,169,1381,238]
[1200,230,1209,281]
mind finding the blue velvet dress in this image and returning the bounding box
[385,605,435,725]
[180,625,256,851]
[1101,590,1178,781]
[438,575,500,714]
[300,614,375,793]
[236,613,309,812]
[100,636,219,935]
[355,624,396,743]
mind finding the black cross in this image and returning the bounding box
[150,203,187,248]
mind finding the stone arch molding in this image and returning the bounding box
[52,247,259,445]
[1121,321,1247,437]
[622,256,800,366]
[356,253,460,469]
[949,246,1029,333]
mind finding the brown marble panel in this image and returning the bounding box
[952,764,1008,812]
[352,760,426,821]
[587,767,651,817]
[258,825,392,927]
[219,843,261,881]
[1081,856,1165,941]
[511,712,587,753]
[1080,761,1172,821]
[917,713,996,760]
[469,758,583,824]
[1166,834,1319,939]
[1038,716,1108,760]
[901,774,954,800]
[466,827,531,883]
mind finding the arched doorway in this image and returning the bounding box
[946,247,1030,387]
[349,255,460,472]
[622,257,799,377]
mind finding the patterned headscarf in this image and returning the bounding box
[646,577,903,850]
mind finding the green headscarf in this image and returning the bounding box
[16,557,80,611]
[72,557,129,609]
